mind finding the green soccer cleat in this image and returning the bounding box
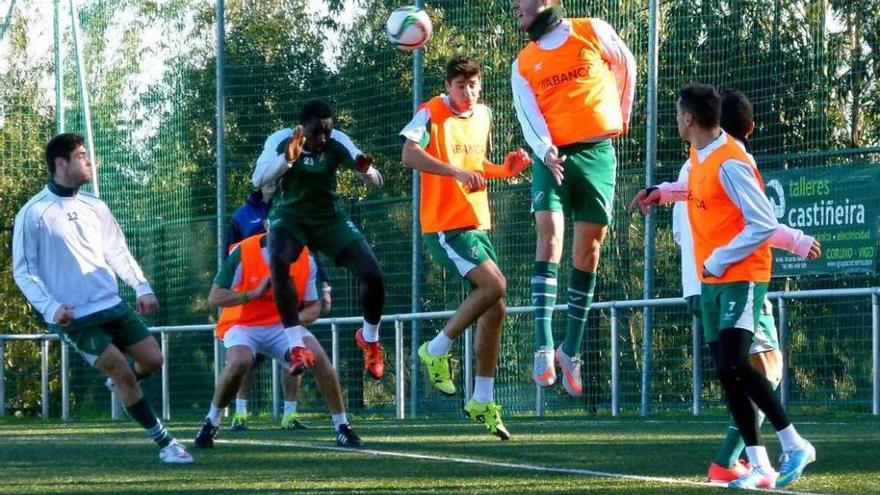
[464,399,511,441]
[280,412,308,430]
[418,342,455,396]
[229,412,249,431]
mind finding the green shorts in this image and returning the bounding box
[531,139,617,225]
[50,303,152,366]
[423,228,498,278]
[689,293,778,352]
[269,210,365,262]
[700,282,769,345]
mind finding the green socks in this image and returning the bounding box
[532,261,559,349]
[562,269,596,356]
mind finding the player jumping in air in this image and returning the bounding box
[511,0,636,396]
[252,100,386,381]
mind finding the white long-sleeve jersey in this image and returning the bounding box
[251,128,363,189]
[511,18,636,162]
[12,186,153,324]
[668,138,816,296]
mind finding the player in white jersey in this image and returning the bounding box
[12,133,192,463]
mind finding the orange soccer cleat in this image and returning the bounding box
[287,346,315,376]
[355,328,385,380]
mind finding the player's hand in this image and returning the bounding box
[249,276,272,300]
[285,125,307,163]
[455,169,487,192]
[355,153,375,173]
[53,304,75,326]
[321,285,332,315]
[136,294,160,315]
[503,148,532,176]
[630,187,661,215]
[543,146,566,186]
[357,165,384,189]
[807,238,821,260]
[701,266,717,279]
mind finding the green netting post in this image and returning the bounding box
[53,0,63,133]
[778,297,788,410]
[611,306,620,416]
[0,339,5,416]
[692,310,702,416]
[409,0,425,419]
[395,320,405,419]
[873,292,878,415]
[215,0,227,270]
[41,340,49,419]
[61,342,70,421]
[67,0,98,196]
[640,0,660,417]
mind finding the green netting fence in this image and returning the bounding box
[1,0,879,420]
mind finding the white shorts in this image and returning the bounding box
[223,323,315,362]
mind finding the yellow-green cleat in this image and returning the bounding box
[281,412,308,430]
[464,398,511,441]
[229,412,248,431]
[418,342,455,396]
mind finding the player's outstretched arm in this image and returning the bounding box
[401,139,486,191]
[483,149,532,179]
[252,127,304,188]
[354,153,384,189]
[769,224,821,260]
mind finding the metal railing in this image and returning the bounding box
[2,287,878,420]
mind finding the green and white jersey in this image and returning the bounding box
[253,128,362,219]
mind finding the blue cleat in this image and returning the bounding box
[729,466,778,489]
[776,441,816,488]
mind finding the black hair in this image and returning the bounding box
[678,83,721,128]
[445,55,481,82]
[720,89,754,152]
[45,133,85,176]
[299,99,334,124]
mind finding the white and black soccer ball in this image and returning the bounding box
[385,6,433,51]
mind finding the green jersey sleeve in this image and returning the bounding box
[214,246,242,288]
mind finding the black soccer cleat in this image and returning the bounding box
[335,424,364,448]
[194,418,219,448]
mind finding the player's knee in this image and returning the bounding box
[483,271,506,301]
[361,266,384,291]
[536,235,562,260]
[139,353,163,375]
[226,355,253,376]
[488,299,507,319]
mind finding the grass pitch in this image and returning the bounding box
[1,414,878,494]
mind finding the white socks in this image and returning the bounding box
[361,321,380,343]
[285,325,308,348]
[426,331,454,356]
[745,446,772,470]
[207,403,223,426]
[235,399,248,416]
[331,412,348,431]
[472,376,495,404]
[777,424,807,451]
[284,401,298,416]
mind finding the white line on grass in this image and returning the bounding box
[218,438,830,495]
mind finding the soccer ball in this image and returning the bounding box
[386,6,432,51]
